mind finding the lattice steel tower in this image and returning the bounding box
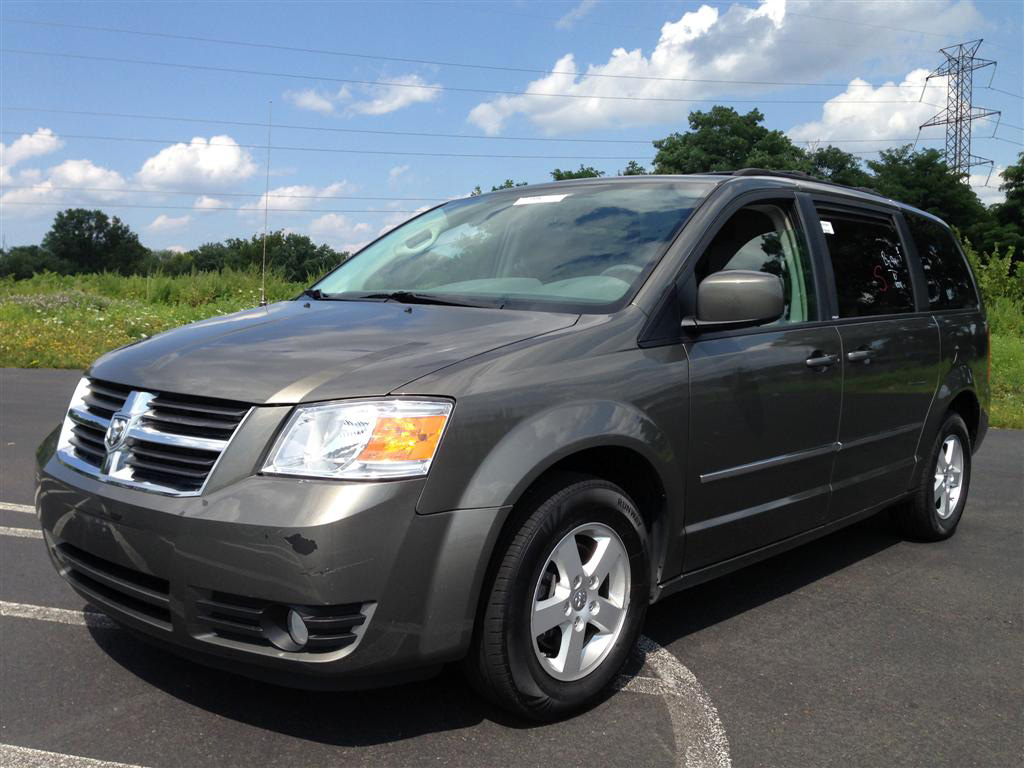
[919,39,999,178]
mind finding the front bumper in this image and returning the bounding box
[35,434,509,689]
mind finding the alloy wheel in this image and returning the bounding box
[530,522,631,682]
[934,434,965,520]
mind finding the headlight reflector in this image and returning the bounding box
[262,399,452,480]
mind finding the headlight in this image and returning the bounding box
[57,377,92,452]
[262,399,453,480]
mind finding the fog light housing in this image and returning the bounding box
[260,605,308,651]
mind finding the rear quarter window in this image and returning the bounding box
[905,213,978,310]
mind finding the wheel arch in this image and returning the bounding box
[463,407,680,640]
[912,364,983,491]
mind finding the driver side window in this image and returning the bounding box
[694,200,817,324]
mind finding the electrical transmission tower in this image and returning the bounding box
[919,39,999,181]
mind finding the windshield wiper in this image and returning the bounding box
[298,288,327,300]
[356,291,501,309]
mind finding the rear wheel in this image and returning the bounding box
[467,474,650,720]
[894,413,972,541]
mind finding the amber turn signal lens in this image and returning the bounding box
[358,415,449,462]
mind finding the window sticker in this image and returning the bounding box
[513,194,571,206]
[820,220,835,235]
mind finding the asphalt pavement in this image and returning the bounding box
[1,368,1021,767]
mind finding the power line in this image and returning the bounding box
[1,184,448,202]
[0,16,955,92]
[0,49,947,107]
[12,105,1007,145]
[0,130,653,160]
[784,11,1016,54]
[2,106,657,145]
[0,201,422,214]
[437,2,989,57]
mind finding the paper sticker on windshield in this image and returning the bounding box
[820,220,835,234]
[513,194,571,206]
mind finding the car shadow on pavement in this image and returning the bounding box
[642,513,903,643]
[85,513,902,745]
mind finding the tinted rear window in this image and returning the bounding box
[905,213,978,310]
[817,208,915,318]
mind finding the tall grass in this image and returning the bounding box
[0,267,305,307]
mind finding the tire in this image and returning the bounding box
[467,472,650,721]
[894,413,972,541]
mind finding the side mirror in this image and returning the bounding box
[686,270,784,331]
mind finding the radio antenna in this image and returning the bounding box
[259,99,272,307]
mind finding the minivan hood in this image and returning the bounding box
[90,299,578,404]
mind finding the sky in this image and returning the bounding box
[1,0,1022,254]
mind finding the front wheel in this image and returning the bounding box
[467,474,650,720]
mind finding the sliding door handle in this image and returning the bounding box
[805,352,838,369]
[847,348,875,363]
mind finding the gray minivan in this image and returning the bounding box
[36,171,989,719]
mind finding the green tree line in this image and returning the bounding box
[1,209,350,281]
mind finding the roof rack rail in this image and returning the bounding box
[710,168,884,198]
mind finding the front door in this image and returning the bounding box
[682,195,843,572]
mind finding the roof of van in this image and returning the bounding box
[487,170,949,228]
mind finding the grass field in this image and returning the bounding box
[2,271,1022,428]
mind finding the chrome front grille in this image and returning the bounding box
[56,377,251,496]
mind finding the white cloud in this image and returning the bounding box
[309,213,375,253]
[556,0,598,29]
[148,214,191,232]
[350,74,441,115]
[285,88,337,115]
[1,128,64,184]
[165,245,188,253]
[240,181,356,214]
[388,164,410,181]
[788,69,946,151]
[285,76,438,117]
[194,195,227,210]
[1,158,127,216]
[137,135,258,188]
[466,0,984,136]
[971,166,1006,206]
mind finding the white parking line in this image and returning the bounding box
[0,501,35,514]
[0,744,146,768]
[0,601,117,629]
[0,525,42,539]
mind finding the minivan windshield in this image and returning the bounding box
[312,181,715,312]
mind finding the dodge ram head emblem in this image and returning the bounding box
[105,414,131,451]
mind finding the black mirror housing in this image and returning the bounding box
[687,270,785,331]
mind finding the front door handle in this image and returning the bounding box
[847,348,874,363]
[805,352,839,369]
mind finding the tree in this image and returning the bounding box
[550,165,605,180]
[0,245,68,279]
[652,107,809,174]
[492,179,529,190]
[41,209,150,275]
[620,160,649,176]
[867,146,990,239]
[982,151,1024,260]
[168,231,347,281]
[806,146,872,188]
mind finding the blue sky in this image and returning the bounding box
[2,0,1021,253]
